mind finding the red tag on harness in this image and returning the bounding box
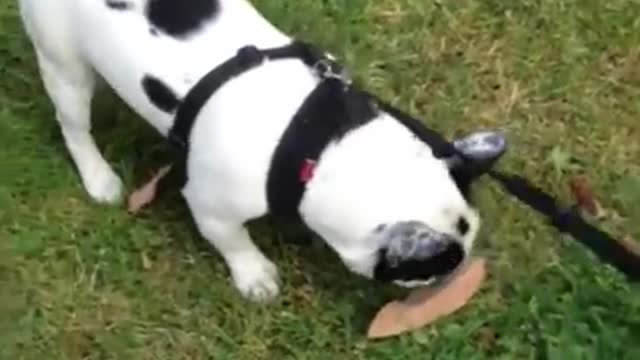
[299,159,316,183]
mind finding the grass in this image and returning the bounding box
[1,0,640,358]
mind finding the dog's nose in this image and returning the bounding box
[417,236,465,276]
[373,222,465,282]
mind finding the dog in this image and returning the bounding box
[17,0,506,302]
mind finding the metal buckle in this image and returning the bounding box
[236,45,265,68]
[168,130,188,149]
[312,57,351,84]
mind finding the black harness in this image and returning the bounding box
[167,41,640,282]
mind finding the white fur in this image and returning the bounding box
[18,0,481,302]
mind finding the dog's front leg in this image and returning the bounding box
[184,195,280,303]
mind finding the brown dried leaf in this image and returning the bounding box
[127,165,172,214]
[367,258,486,339]
[569,176,603,217]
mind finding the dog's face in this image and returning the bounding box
[301,120,506,287]
[371,131,507,287]
[370,219,475,287]
[374,131,507,287]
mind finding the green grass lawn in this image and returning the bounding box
[2,0,640,358]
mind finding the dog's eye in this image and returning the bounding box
[456,217,470,235]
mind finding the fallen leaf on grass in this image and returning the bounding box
[127,165,172,214]
[569,176,603,217]
[367,258,486,339]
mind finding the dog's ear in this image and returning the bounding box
[446,131,507,170]
[445,131,506,197]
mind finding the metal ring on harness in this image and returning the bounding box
[312,58,352,84]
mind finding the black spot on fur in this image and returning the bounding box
[374,224,387,233]
[374,101,493,203]
[456,216,470,235]
[449,167,475,201]
[141,75,181,113]
[105,0,134,10]
[150,28,159,36]
[146,0,220,38]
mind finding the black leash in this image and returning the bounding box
[376,99,640,281]
[488,170,640,280]
[167,40,640,282]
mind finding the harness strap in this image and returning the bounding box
[169,41,326,149]
[266,79,378,220]
[166,39,640,282]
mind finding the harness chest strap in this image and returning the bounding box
[168,42,329,149]
[266,78,378,220]
[167,41,640,282]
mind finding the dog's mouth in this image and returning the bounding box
[373,232,466,284]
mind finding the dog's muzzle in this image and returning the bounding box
[373,221,465,284]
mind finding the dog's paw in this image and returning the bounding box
[230,256,280,303]
[84,167,123,204]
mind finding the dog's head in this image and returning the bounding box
[300,117,506,287]
[375,130,506,287]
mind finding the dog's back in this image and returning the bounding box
[19,0,315,134]
[18,0,318,214]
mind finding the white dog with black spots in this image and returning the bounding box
[18,0,506,302]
